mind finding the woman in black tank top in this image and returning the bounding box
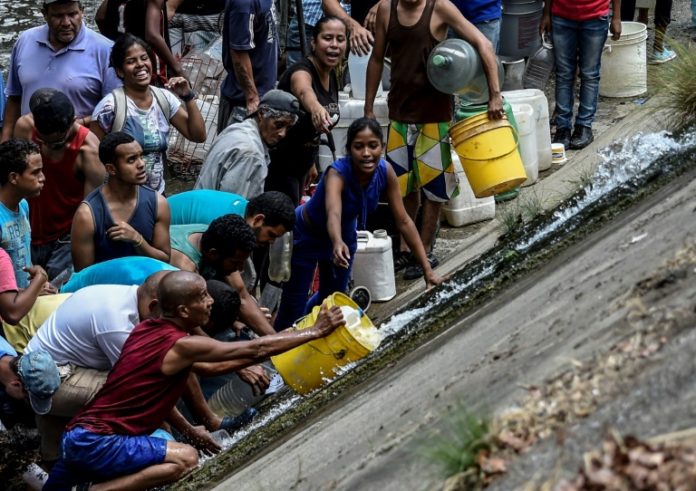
[266,16,348,205]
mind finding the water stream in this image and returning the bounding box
[171,129,696,488]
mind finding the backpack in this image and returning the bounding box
[111,86,173,133]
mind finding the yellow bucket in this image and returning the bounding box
[271,292,376,395]
[449,113,527,198]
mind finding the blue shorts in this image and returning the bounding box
[44,427,168,489]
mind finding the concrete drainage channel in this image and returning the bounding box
[169,127,696,490]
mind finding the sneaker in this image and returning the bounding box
[393,251,413,272]
[553,126,572,149]
[403,253,440,281]
[649,47,677,64]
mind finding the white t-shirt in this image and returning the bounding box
[92,89,181,193]
[26,284,140,371]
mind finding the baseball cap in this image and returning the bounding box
[29,88,75,135]
[259,90,301,116]
[17,350,61,415]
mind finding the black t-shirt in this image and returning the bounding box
[269,57,340,180]
[351,0,380,26]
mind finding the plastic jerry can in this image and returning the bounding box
[351,230,396,302]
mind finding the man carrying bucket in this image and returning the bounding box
[364,0,502,280]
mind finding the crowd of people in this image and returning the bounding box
[0,0,677,487]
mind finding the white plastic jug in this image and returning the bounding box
[347,48,383,100]
[502,89,552,171]
[443,152,495,227]
[351,230,395,301]
[511,103,539,186]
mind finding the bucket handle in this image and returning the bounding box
[451,123,520,161]
[306,338,348,359]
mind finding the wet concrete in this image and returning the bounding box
[210,149,696,491]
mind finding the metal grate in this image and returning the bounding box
[168,41,225,182]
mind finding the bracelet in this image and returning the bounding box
[134,234,144,248]
[180,90,197,103]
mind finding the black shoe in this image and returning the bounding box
[569,125,594,150]
[553,126,572,149]
[394,251,413,272]
[403,253,440,281]
[220,408,257,432]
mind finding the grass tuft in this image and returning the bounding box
[418,407,491,478]
[649,39,696,128]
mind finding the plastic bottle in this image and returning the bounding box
[522,36,555,91]
[268,231,292,283]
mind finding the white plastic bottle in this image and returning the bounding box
[268,232,293,283]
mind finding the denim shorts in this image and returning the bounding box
[61,427,168,479]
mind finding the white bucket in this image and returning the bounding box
[511,103,539,186]
[502,89,552,171]
[442,152,495,227]
[599,22,647,98]
[352,230,396,301]
[347,48,383,100]
[318,91,389,170]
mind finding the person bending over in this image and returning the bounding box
[44,270,344,490]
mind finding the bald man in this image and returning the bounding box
[45,271,345,490]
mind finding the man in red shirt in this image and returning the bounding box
[541,0,621,150]
[13,88,105,279]
[44,271,344,490]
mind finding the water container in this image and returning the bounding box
[500,57,526,91]
[499,0,544,58]
[351,229,396,301]
[426,38,504,105]
[268,232,292,283]
[599,22,648,98]
[442,152,495,227]
[511,103,539,186]
[523,37,554,90]
[501,89,552,171]
[208,363,277,417]
[271,293,379,395]
[318,91,389,170]
[347,47,383,100]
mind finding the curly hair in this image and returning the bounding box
[99,131,136,165]
[205,279,241,335]
[200,214,257,259]
[245,191,296,230]
[0,139,41,185]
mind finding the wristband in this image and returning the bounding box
[134,234,144,248]
[180,90,197,103]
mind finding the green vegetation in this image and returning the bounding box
[418,407,491,478]
[650,39,696,127]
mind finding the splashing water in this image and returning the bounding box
[517,130,696,251]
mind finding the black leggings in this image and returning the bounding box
[620,0,672,29]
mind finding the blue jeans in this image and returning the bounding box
[551,15,609,130]
[274,250,353,331]
[448,18,501,53]
[285,17,314,67]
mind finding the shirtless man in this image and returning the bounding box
[14,88,105,279]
